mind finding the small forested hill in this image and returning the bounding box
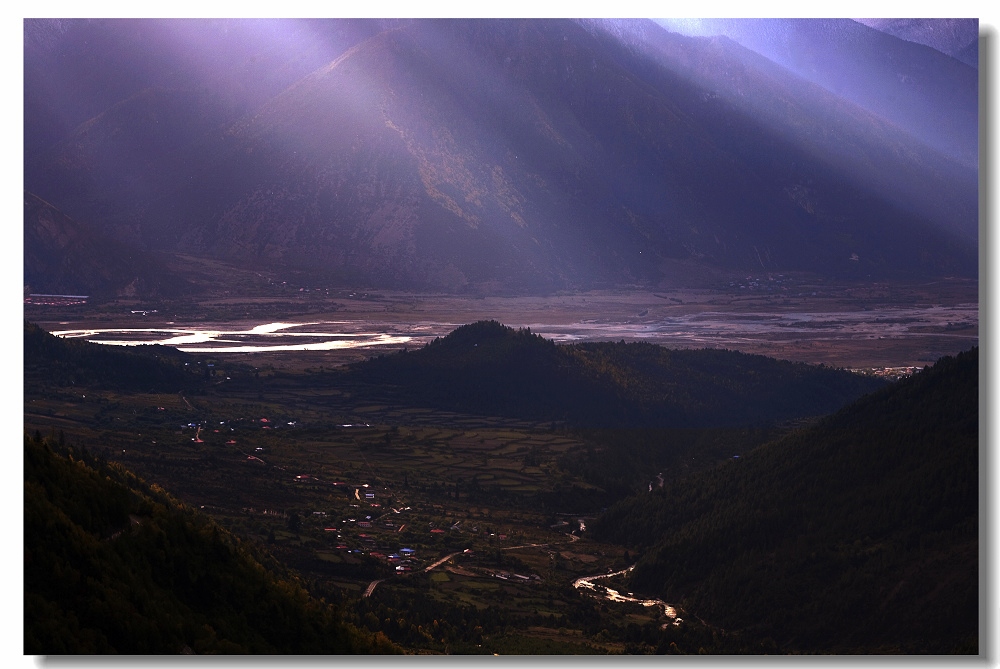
[24,321,202,392]
[349,320,886,428]
[24,434,399,654]
[591,348,978,653]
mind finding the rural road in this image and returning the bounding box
[363,549,465,598]
[363,579,384,598]
[501,542,549,551]
[424,551,464,572]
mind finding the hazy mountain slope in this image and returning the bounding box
[24,434,400,654]
[653,18,978,170]
[23,19,387,258]
[585,19,978,244]
[25,19,978,293]
[23,191,190,298]
[345,320,886,428]
[145,19,975,288]
[854,18,978,68]
[23,18,387,157]
[591,347,978,653]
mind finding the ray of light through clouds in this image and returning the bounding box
[648,17,979,164]
[618,16,980,242]
[142,18,395,188]
[153,19,325,99]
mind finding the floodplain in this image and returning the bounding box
[28,274,978,370]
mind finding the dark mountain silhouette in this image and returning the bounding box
[23,190,190,298]
[591,347,978,653]
[23,320,198,392]
[24,19,978,294]
[24,433,399,654]
[345,320,886,428]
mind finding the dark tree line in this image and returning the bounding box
[24,320,200,392]
[24,434,399,654]
[341,320,886,429]
[590,348,979,654]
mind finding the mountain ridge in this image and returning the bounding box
[24,18,978,296]
[23,190,191,298]
[344,320,887,428]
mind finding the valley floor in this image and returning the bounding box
[21,277,979,654]
[25,277,978,370]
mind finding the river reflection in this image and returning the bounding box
[51,322,422,353]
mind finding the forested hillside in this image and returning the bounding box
[24,321,201,392]
[591,348,979,653]
[24,20,977,295]
[349,320,886,428]
[24,434,399,654]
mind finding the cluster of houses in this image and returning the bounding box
[331,539,420,571]
[854,366,920,381]
[301,485,429,570]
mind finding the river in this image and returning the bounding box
[48,300,977,363]
[574,566,681,627]
[49,321,422,354]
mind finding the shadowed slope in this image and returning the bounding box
[24,434,400,654]
[347,320,886,428]
[25,19,977,293]
[592,347,978,653]
[23,191,190,299]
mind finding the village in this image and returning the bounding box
[172,411,599,599]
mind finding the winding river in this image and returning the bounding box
[48,300,977,360]
[574,566,681,627]
[50,321,422,353]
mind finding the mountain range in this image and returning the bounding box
[854,18,979,68]
[24,19,978,296]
